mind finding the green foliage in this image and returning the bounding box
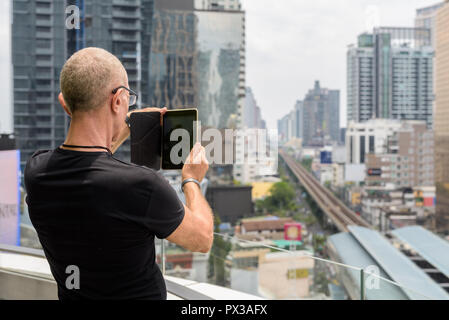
[312,234,327,253]
[255,181,297,215]
[301,158,313,172]
[208,215,232,286]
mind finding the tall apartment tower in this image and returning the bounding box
[13,0,155,168]
[347,27,434,128]
[435,0,449,233]
[302,81,340,147]
[415,2,445,48]
[347,34,375,123]
[294,100,303,140]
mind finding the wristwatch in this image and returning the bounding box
[125,114,131,128]
[181,178,201,193]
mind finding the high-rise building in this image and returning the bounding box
[244,87,266,129]
[347,34,375,123]
[415,2,445,48]
[196,5,245,128]
[435,0,449,233]
[13,0,68,170]
[365,121,434,188]
[277,114,289,143]
[195,0,241,11]
[149,0,197,111]
[150,0,245,129]
[346,119,402,165]
[302,81,340,146]
[13,0,155,168]
[294,100,303,140]
[347,27,434,128]
[277,100,303,144]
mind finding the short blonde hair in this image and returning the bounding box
[60,47,125,113]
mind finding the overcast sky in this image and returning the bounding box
[242,0,440,129]
[0,1,441,133]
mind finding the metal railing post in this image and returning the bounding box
[360,268,365,300]
[161,239,166,275]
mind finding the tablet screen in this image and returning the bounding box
[162,109,198,170]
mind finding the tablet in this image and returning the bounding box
[130,111,162,170]
[161,108,198,170]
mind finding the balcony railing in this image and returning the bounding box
[0,231,440,300]
[157,232,436,300]
[0,243,258,300]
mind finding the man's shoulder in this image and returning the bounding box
[25,149,53,171]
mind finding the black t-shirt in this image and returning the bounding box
[24,147,185,300]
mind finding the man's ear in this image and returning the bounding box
[58,93,72,117]
[111,90,123,115]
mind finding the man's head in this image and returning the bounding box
[59,47,132,140]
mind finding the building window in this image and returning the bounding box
[360,135,365,163]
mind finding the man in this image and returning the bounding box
[24,47,214,300]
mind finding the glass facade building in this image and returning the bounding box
[196,9,245,128]
[149,0,198,111]
[149,0,245,129]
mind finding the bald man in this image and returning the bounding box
[24,47,213,300]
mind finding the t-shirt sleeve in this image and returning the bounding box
[144,171,185,239]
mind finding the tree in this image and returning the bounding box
[208,215,232,286]
[255,181,297,215]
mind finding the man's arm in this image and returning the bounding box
[111,107,167,154]
[166,143,214,253]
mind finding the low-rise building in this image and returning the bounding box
[236,216,296,241]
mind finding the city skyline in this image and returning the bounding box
[243,0,440,130]
[0,0,440,133]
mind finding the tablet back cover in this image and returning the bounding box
[130,112,161,170]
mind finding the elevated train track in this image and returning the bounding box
[280,150,371,232]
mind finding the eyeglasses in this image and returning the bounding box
[112,86,138,108]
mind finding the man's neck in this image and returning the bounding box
[62,113,113,152]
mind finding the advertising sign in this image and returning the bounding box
[287,268,309,279]
[0,150,21,245]
[367,168,382,176]
[284,223,302,241]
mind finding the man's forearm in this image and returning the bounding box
[183,183,214,232]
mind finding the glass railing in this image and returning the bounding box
[157,232,436,300]
[8,216,441,300]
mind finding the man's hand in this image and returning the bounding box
[127,107,167,125]
[112,107,167,154]
[182,143,209,182]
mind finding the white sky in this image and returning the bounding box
[241,0,441,129]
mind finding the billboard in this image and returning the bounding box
[345,164,366,182]
[0,150,20,246]
[284,223,302,241]
[367,168,382,176]
[320,151,332,164]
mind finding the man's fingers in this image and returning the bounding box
[186,143,205,165]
